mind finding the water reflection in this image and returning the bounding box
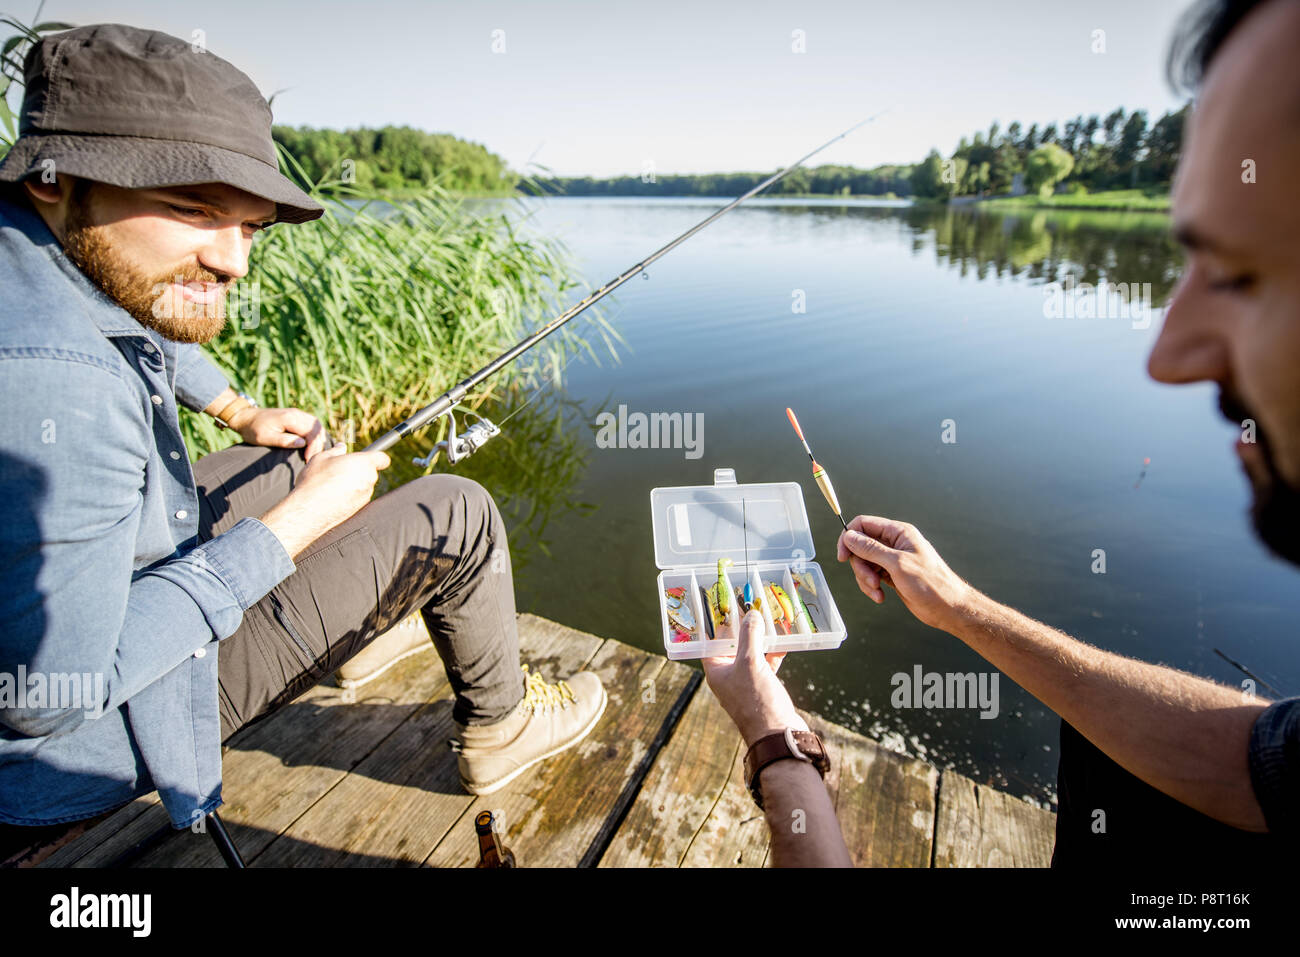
[689,200,1184,300]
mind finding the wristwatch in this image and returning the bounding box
[214,391,258,430]
[744,728,830,811]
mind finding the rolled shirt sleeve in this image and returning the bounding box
[1248,696,1300,839]
[172,343,230,412]
[0,356,293,740]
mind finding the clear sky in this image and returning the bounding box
[23,0,1194,176]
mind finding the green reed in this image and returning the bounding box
[182,148,619,458]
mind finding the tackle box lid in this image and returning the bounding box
[650,468,815,570]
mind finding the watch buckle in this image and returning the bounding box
[784,727,812,761]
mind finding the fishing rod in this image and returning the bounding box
[363,109,892,458]
[1213,647,1285,699]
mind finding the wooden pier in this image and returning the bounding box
[36,614,1056,868]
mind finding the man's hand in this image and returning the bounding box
[230,406,328,462]
[836,515,974,633]
[703,610,851,867]
[702,610,809,746]
[257,444,390,559]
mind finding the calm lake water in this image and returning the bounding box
[388,197,1300,807]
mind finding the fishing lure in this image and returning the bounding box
[707,558,735,629]
[790,573,822,633]
[739,498,760,614]
[663,586,696,642]
[765,582,794,635]
[698,585,715,639]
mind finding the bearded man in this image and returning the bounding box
[0,24,605,860]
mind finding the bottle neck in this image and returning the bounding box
[477,829,503,865]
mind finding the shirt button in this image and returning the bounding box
[169,450,181,460]
[151,394,163,405]
[175,509,188,520]
[193,647,207,659]
[143,342,156,353]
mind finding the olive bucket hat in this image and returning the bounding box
[0,23,323,224]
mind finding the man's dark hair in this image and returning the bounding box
[1167,0,1277,92]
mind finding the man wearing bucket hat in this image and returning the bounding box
[0,23,605,851]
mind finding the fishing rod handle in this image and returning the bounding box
[362,391,460,453]
[362,430,402,454]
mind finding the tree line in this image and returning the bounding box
[530,164,916,198]
[262,105,1187,201]
[528,104,1189,200]
[272,125,518,194]
[910,105,1187,199]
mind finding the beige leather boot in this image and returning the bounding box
[450,664,607,795]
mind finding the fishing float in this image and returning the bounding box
[786,407,848,530]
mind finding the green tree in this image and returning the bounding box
[1021,123,1039,152]
[1025,143,1074,197]
[1143,104,1188,185]
[1116,109,1148,181]
[910,149,946,198]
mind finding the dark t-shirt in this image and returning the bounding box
[1249,697,1300,837]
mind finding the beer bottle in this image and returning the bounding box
[475,810,517,868]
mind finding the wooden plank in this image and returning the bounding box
[604,699,939,869]
[423,637,695,868]
[933,770,1056,867]
[933,771,981,867]
[131,612,583,867]
[51,613,456,867]
[598,676,734,868]
[38,795,165,868]
[808,713,938,868]
[677,746,769,868]
[259,614,607,867]
[679,708,937,870]
[130,646,453,867]
[676,692,771,868]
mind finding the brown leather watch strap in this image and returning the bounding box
[744,729,830,811]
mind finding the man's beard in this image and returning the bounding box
[61,186,231,344]
[1220,388,1300,567]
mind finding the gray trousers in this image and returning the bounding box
[194,442,524,742]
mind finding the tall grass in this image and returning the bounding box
[183,150,619,458]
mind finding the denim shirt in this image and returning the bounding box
[0,193,295,829]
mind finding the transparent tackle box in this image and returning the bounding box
[652,468,847,661]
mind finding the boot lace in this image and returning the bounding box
[521,663,576,713]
